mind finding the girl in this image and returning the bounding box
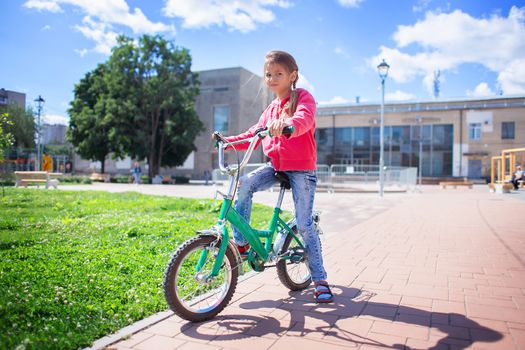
[217,50,333,303]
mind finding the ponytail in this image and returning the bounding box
[289,80,298,116]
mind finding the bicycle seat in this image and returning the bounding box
[274,171,291,189]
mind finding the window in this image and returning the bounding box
[502,122,515,139]
[469,123,481,140]
[213,106,229,132]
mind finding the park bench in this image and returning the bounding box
[89,173,110,182]
[488,182,514,193]
[439,180,473,189]
[14,171,62,189]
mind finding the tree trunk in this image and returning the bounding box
[151,150,160,176]
[100,158,106,173]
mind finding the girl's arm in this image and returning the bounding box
[222,106,270,150]
[285,89,316,137]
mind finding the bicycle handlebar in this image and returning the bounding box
[216,126,294,174]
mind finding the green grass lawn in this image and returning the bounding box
[0,188,278,350]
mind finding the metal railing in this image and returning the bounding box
[212,163,417,193]
[317,164,417,193]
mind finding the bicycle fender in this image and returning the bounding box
[196,231,245,276]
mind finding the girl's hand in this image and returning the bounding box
[267,118,290,137]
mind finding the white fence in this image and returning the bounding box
[318,164,417,193]
[212,163,417,193]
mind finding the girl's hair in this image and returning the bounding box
[265,50,299,115]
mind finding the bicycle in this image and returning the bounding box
[163,127,322,322]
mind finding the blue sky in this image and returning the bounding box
[2,0,525,125]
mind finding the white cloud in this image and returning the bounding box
[318,96,350,105]
[162,0,290,32]
[369,6,525,96]
[44,113,69,125]
[337,0,364,8]
[466,83,495,97]
[497,58,525,94]
[334,46,351,59]
[74,16,119,55]
[412,0,431,13]
[386,90,416,101]
[41,24,51,31]
[23,0,174,56]
[24,0,62,12]
[74,48,88,57]
[25,0,173,34]
[296,73,315,93]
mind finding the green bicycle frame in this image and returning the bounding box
[202,195,303,277]
[199,128,305,278]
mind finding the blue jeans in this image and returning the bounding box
[232,163,327,282]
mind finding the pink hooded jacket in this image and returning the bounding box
[224,88,316,171]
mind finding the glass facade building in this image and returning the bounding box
[316,124,454,177]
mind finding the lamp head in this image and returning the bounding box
[377,59,390,80]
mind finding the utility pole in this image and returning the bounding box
[34,95,45,171]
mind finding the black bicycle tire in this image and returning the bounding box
[276,228,312,291]
[163,235,238,322]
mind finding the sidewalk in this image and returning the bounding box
[78,184,525,350]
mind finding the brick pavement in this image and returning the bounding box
[80,184,525,350]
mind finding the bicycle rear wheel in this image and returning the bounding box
[276,228,312,291]
[163,235,238,322]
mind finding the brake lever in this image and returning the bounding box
[254,127,269,139]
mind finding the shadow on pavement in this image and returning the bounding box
[180,285,502,349]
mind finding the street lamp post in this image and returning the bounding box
[34,95,45,171]
[416,116,423,185]
[377,59,390,197]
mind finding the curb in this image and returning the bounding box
[86,270,258,350]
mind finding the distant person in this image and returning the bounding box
[511,165,524,190]
[132,162,142,184]
[204,170,211,185]
[42,154,53,172]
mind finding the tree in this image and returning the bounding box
[0,113,14,162]
[107,35,203,178]
[68,63,117,173]
[0,104,35,150]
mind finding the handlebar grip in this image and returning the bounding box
[282,125,295,135]
[212,131,222,141]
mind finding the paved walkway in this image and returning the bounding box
[71,184,525,350]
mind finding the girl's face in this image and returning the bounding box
[264,62,297,99]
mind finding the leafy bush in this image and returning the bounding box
[0,189,276,349]
[0,173,15,187]
[173,176,189,184]
[111,175,131,184]
[58,175,92,184]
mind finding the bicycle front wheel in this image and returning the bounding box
[163,235,238,322]
[276,228,312,291]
